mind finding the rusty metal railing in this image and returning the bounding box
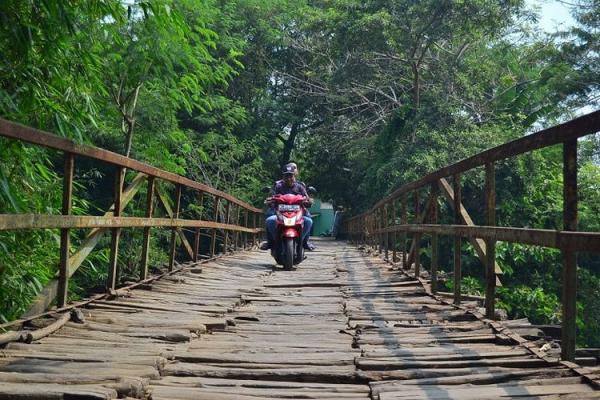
[339,110,600,361]
[0,118,263,322]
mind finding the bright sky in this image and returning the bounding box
[526,0,576,32]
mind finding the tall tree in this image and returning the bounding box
[560,0,600,108]
[95,0,241,157]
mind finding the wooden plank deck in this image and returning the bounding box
[0,239,597,399]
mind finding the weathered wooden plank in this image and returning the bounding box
[173,352,356,366]
[150,385,369,399]
[1,359,160,379]
[1,351,166,368]
[152,376,370,392]
[162,363,361,383]
[357,357,555,370]
[0,383,118,400]
[378,383,594,400]
[361,349,531,362]
[370,368,574,390]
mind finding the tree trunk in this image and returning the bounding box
[123,84,141,158]
[124,118,134,158]
[411,62,420,142]
[279,123,299,167]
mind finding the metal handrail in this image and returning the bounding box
[339,110,600,362]
[0,119,264,320]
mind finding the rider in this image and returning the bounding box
[260,164,314,251]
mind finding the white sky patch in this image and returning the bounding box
[526,0,576,32]
[526,1,598,117]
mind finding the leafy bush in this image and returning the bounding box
[444,276,484,297]
[496,286,561,324]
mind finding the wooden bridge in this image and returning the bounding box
[2,240,600,399]
[1,113,600,399]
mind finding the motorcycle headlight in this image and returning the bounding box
[283,216,297,226]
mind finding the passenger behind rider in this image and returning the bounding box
[260,164,314,251]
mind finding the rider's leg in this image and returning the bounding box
[302,216,313,249]
[263,215,278,248]
[260,215,277,250]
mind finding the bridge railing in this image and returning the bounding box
[339,110,600,361]
[0,118,263,323]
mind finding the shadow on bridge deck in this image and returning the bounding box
[0,239,597,399]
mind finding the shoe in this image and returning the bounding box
[303,242,316,251]
[259,241,271,250]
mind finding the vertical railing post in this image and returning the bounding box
[373,213,378,252]
[414,190,421,278]
[223,201,231,254]
[243,210,249,250]
[234,205,241,251]
[140,176,155,280]
[367,215,372,250]
[374,210,378,253]
[371,213,375,252]
[453,173,462,304]
[384,204,389,260]
[358,219,361,245]
[375,213,379,251]
[168,184,182,271]
[377,208,383,254]
[365,217,369,248]
[230,204,236,252]
[392,201,398,263]
[366,215,370,249]
[562,138,578,361]
[193,191,204,263]
[485,162,497,319]
[57,152,74,307]
[107,166,124,290]
[364,216,368,248]
[210,196,220,256]
[259,213,265,245]
[253,212,258,248]
[401,195,408,269]
[430,182,439,293]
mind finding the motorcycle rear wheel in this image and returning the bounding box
[283,238,295,270]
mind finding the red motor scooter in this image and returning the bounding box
[269,193,308,270]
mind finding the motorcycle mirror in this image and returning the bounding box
[307,186,318,195]
[262,186,273,194]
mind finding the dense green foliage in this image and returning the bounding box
[1,0,600,347]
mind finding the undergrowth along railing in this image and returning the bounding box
[0,118,263,322]
[339,110,600,361]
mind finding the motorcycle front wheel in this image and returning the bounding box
[283,238,295,270]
